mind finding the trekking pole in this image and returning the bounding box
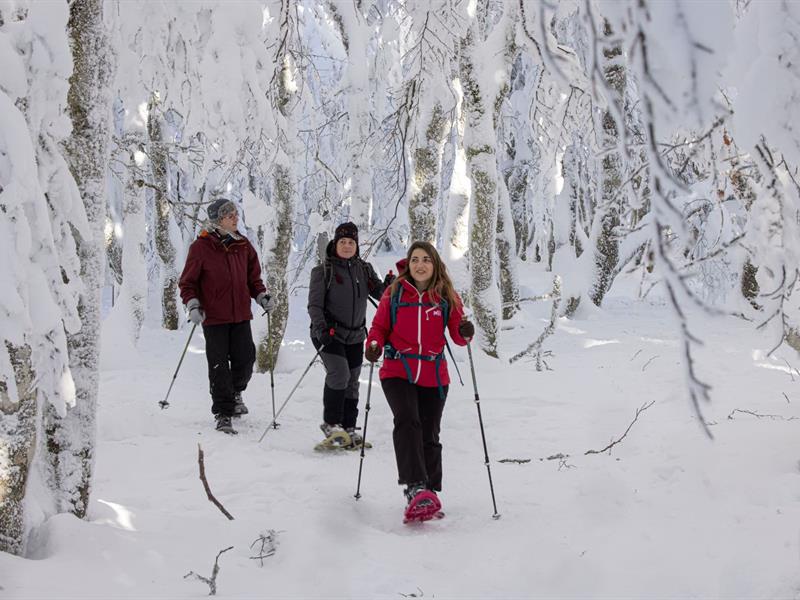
[258,342,326,443]
[466,341,501,520]
[159,323,197,409]
[354,349,377,500]
[266,312,279,429]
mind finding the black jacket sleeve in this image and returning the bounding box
[307,265,328,337]
[363,261,385,300]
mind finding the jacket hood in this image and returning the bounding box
[395,258,408,274]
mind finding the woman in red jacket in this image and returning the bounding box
[365,241,474,518]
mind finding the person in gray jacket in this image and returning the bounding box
[307,222,388,447]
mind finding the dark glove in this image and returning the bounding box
[365,341,382,363]
[318,327,335,346]
[257,292,275,313]
[186,298,205,325]
[382,270,395,288]
[458,319,475,339]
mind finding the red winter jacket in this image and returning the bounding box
[179,230,267,326]
[366,278,468,387]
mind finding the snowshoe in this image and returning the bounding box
[232,392,248,417]
[403,486,442,524]
[215,414,238,435]
[314,423,351,451]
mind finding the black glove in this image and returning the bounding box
[383,271,395,288]
[365,342,382,363]
[458,319,475,339]
[318,327,335,346]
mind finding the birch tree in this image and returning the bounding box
[256,0,300,371]
[54,0,115,516]
[459,2,517,356]
[0,1,82,552]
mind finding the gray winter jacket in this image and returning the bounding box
[307,242,385,345]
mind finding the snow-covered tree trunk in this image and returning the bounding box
[459,5,516,356]
[442,96,471,298]
[588,20,626,307]
[147,93,179,330]
[0,344,36,555]
[328,1,373,232]
[54,0,114,517]
[257,2,298,371]
[497,176,520,320]
[409,101,448,243]
[120,139,148,344]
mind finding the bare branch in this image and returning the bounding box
[183,546,234,596]
[585,400,655,455]
[197,444,234,521]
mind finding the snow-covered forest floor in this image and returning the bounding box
[4,267,800,598]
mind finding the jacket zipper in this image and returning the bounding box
[415,287,423,383]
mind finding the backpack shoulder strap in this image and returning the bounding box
[390,284,403,329]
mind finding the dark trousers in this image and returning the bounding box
[382,378,448,491]
[312,337,363,429]
[203,321,256,417]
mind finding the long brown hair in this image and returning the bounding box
[390,241,460,310]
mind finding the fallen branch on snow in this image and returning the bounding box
[498,458,531,464]
[585,400,655,455]
[184,545,233,596]
[197,444,235,520]
[727,409,799,421]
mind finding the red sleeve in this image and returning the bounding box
[446,293,469,346]
[179,242,202,305]
[247,242,268,299]
[366,288,393,349]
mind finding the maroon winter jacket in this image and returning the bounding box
[179,230,267,326]
[367,277,468,388]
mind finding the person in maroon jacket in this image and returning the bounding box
[365,241,475,515]
[178,198,273,434]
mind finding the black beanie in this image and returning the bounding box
[334,222,358,244]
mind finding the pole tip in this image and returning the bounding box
[492,513,501,520]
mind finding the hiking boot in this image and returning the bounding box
[320,422,346,438]
[403,482,429,505]
[345,427,363,446]
[318,422,351,448]
[215,414,237,434]
[233,391,248,416]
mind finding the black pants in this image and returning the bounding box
[382,378,448,491]
[312,336,363,429]
[203,321,256,417]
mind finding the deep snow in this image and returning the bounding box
[3,270,800,598]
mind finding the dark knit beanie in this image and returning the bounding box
[334,222,358,244]
[207,198,237,222]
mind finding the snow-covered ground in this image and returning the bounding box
[4,272,800,598]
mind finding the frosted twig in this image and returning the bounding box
[509,276,562,369]
[585,400,655,455]
[197,444,234,521]
[784,392,791,404]
[641,355,659,371]
[249,530,280,566]
[183,546,233,596]
[498,458,531,464]
[399,588,425,598]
